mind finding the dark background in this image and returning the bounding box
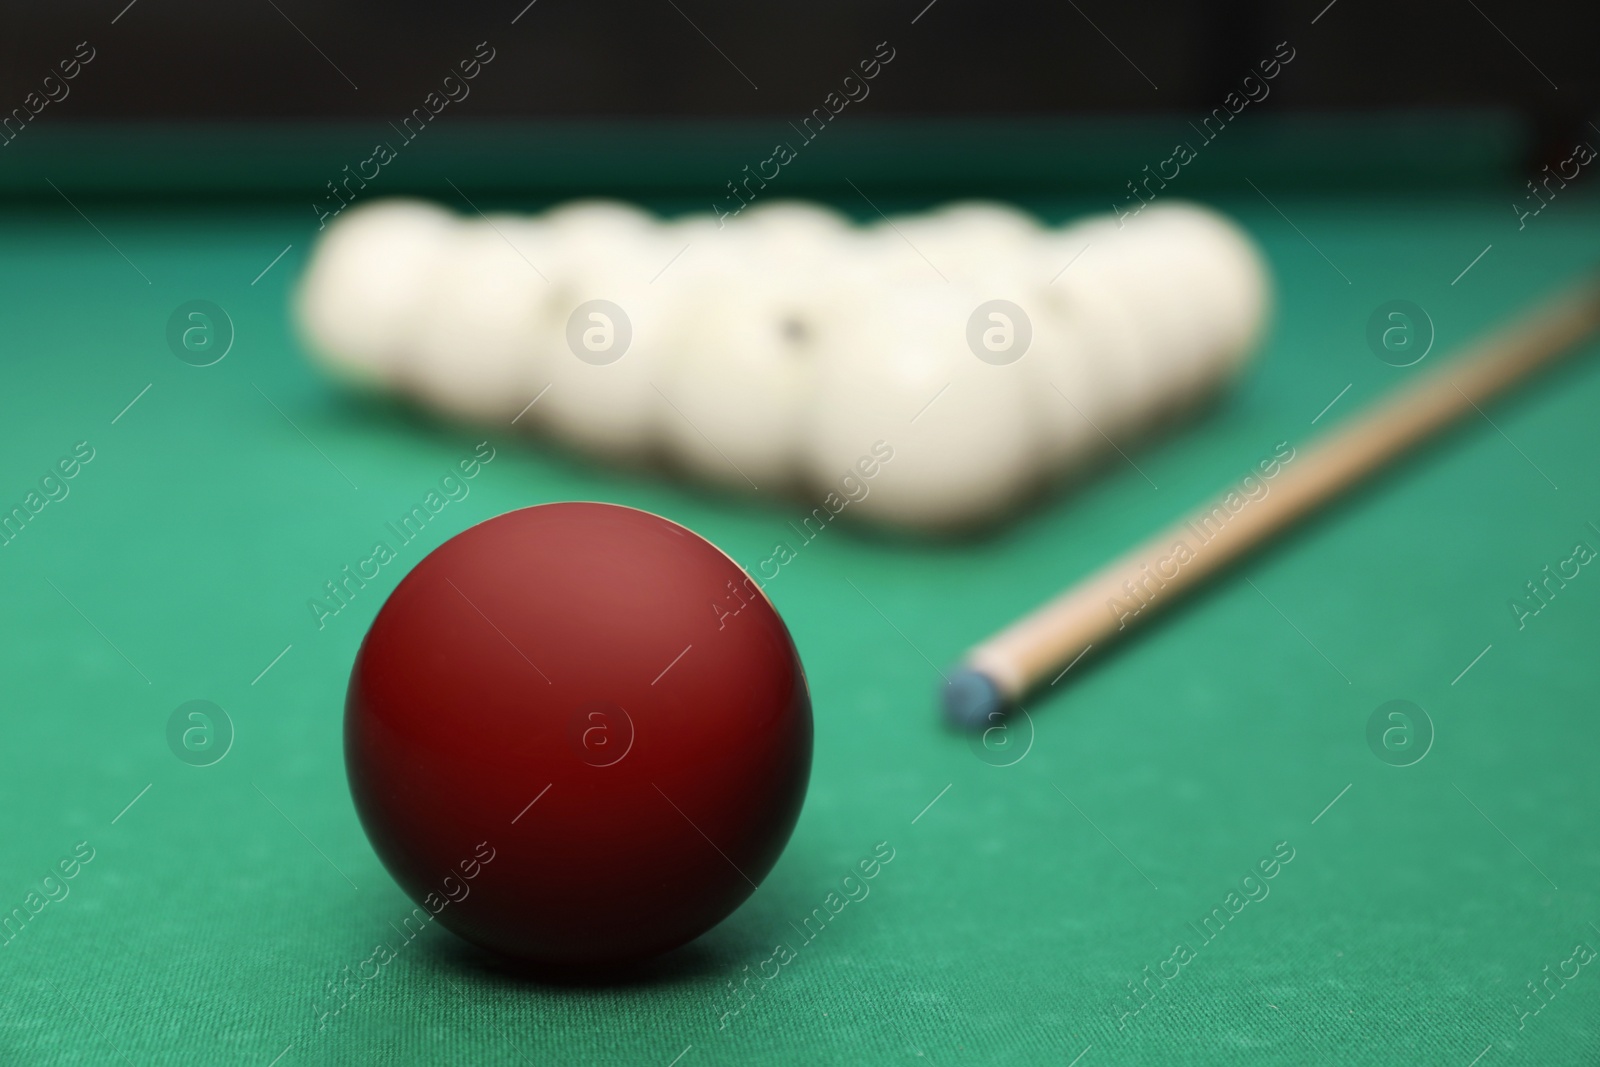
[1,1,1592,121]
[1,0,1594,195]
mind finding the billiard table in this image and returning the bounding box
[3,117,1598,1065]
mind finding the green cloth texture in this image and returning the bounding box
[2,184,1599,1066]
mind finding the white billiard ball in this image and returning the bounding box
[1012,282,1113,478]
[655,262,836,491]
[803,283,1041,530]
[542,199,658,244]
[1039,236,1169,438]
[723,200,851,266]
[1082,216,1218,409]
[1139,202,1271,374]
[530,217,681,460]
[403,217,552,423]
[893,200,1042,287]
[295,198,457,386]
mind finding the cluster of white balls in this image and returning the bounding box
[296,197,1269,530]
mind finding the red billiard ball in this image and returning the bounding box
[345,502,812,967]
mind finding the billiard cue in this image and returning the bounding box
[943,273,1600,729]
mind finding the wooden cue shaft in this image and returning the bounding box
[964,274,1600,702]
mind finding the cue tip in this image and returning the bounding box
[942,668,1006,731]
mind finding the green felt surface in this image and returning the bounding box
[0,115,1522,199]
[3,183,1600,1067]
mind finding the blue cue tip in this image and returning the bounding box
[942,668,1005,731]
